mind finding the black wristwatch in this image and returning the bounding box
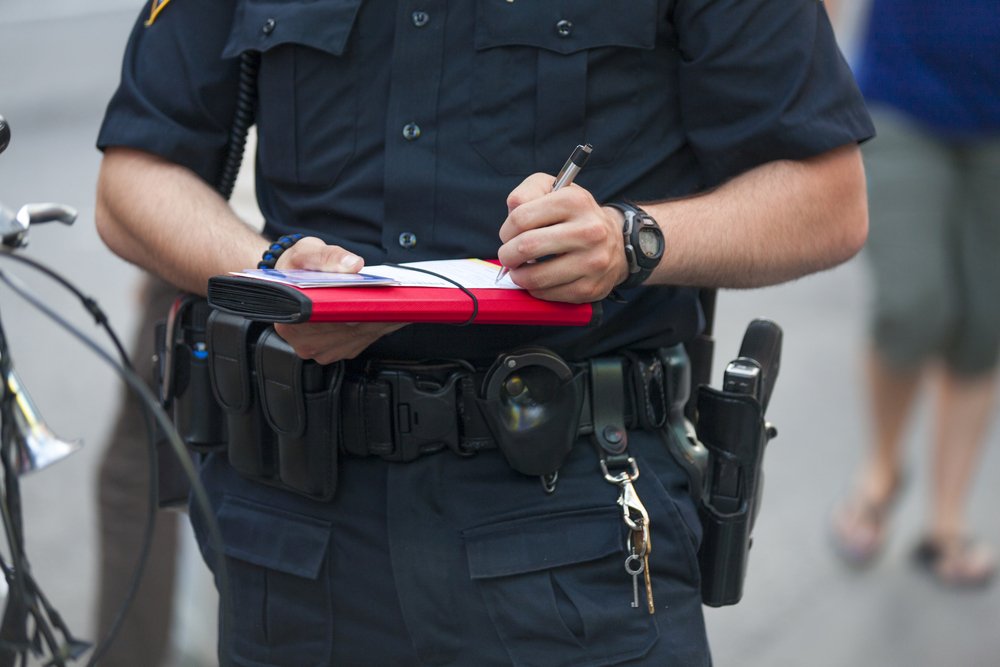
[607,202,664,289]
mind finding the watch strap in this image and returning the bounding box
[607,201,661,289]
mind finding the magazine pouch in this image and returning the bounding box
[255,328,344,501]
[208,311,277,481]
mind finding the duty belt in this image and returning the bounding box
[337,355,662,463]
[203,310,682,501]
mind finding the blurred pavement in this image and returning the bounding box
[1,3,998,667]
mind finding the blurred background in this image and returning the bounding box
[0,1,997,666]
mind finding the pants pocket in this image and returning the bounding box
[462,506,658,667]
[216,495,333,666]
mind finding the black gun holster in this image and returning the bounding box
[694,386,770,607]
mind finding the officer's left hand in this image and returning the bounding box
[498,173,629,303]
[272,236,407,364]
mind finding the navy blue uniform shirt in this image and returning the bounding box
[98,0,873,362]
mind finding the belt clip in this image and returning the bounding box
[376,369,462,462]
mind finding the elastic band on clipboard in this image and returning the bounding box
[384,264,479,326]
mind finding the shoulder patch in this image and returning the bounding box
[145,0,174,27]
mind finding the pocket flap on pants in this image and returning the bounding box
[218,495,331,579]
[463,506,622,579]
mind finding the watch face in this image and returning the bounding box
[637,227,662,259]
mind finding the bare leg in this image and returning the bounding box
[908,367,998,585]
[929,368,997,540]
[858,347,922,502]
[830,346,921,564]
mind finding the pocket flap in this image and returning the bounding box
[255,327,306,437]
[463,506,622,579]
[224,0,363,57]
[208,311,259,413]
[475,0,657,55]
[218,495,331,579]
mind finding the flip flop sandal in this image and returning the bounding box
[912,536,997,590]
[829,473,905,568]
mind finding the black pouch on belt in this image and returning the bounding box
[154,295,228,508]
[158,295,228,452]
[694,386,767,607]
[255,328,343,501]
[476,347,585,477]
[207,311,277,482]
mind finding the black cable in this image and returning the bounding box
[83,398,158,667]
[0,250,130,369]
[216,51,260,200]
[0,253,150,664]
[383,263,480,325]
[0,317,38,665]
[0,268,232,667]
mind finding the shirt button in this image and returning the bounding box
[411,11,430,27]
[262,18,276,35]
[398,232,418,249]
[556,19,573,37]
[402,123,422,141]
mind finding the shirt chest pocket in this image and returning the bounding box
[471,0,659,176]
[224,0,364,190]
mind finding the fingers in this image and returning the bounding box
[276,236,363,273]
[499,184,592,262]
[498,181,627,300]
[269,237,404,363]
[505,172,556,217]
[512,250,621,303]
[274,321,407,365]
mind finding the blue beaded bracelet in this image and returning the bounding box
[257,233,304,269]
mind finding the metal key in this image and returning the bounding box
[630,524,655,614]
[642,553,655,614]
[607,458,655,613]
[624,553,644,608]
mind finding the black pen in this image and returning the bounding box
[495,143,593,283]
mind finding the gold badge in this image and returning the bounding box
[145,0,174,27]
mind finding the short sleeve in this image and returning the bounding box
[673,0,874,186]
[96,0,242,185]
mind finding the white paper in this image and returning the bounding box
[365,258,521,289]
[230,268,398,287]
[232,258,522,289]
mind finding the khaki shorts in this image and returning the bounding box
[863,107,1000,376]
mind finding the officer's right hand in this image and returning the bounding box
[271,237,407,364]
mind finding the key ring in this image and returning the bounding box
[624,554,644,576]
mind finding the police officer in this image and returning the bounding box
[95,1,873,665]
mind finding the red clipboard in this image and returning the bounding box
[207,275,600,326]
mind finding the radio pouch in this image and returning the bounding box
[154,295,227,508]
[166,297,226,452]
[695,386,768,607]
[255,328,343,501]
[207,311,277,482]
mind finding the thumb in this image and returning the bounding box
[277,236,364,273]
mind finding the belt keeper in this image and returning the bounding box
[588,357,628,456]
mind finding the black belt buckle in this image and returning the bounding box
[375,368,463,462]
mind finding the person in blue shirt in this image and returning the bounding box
[830,0,999,588]
[96,1,872,664]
